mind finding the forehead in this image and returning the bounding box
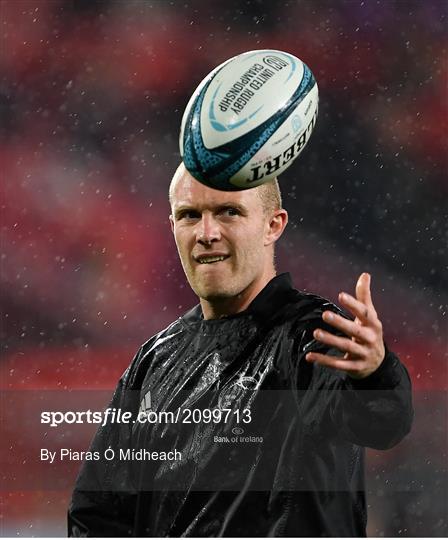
[171,167,261,211]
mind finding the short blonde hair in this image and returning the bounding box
[257,179,282,214]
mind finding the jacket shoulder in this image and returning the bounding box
[122,318,184,389]
[284,289,345,326]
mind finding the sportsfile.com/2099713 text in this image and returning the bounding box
[40,407,252,428]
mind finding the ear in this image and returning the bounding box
[169,215,175,234]
[264,209,288,246]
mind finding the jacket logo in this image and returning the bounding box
[139,390,152,415]
[218,356,273,409]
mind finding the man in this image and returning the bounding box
[68,163,413,537]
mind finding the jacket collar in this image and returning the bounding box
[182,273,295,326]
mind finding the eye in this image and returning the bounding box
[221,207,240,217]
[177,209,201,221]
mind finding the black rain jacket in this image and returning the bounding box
[68,273,413,537]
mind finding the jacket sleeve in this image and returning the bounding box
[295,303,414,451]
[68,360,140,536]
[328,345,414,450]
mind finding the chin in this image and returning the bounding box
[193,280,238,301]
[196,287,234,301]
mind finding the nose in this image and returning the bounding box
[196,212,221,245]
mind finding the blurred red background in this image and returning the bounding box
[1,0,446,536]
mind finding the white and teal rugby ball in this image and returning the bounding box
[179,49,318,190]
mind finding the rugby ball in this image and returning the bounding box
[179,49,318,190]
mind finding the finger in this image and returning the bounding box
[338,291,373,324]
[355,272,375,310]
[305,351,363,374]
[313,328,365,357]
[322,311,376,344]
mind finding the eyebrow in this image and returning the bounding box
[173,202,248,219]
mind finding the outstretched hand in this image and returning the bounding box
[305,273,385,379]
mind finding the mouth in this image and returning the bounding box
[194,254,230,265]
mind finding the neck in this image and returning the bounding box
[200,269,276,320]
